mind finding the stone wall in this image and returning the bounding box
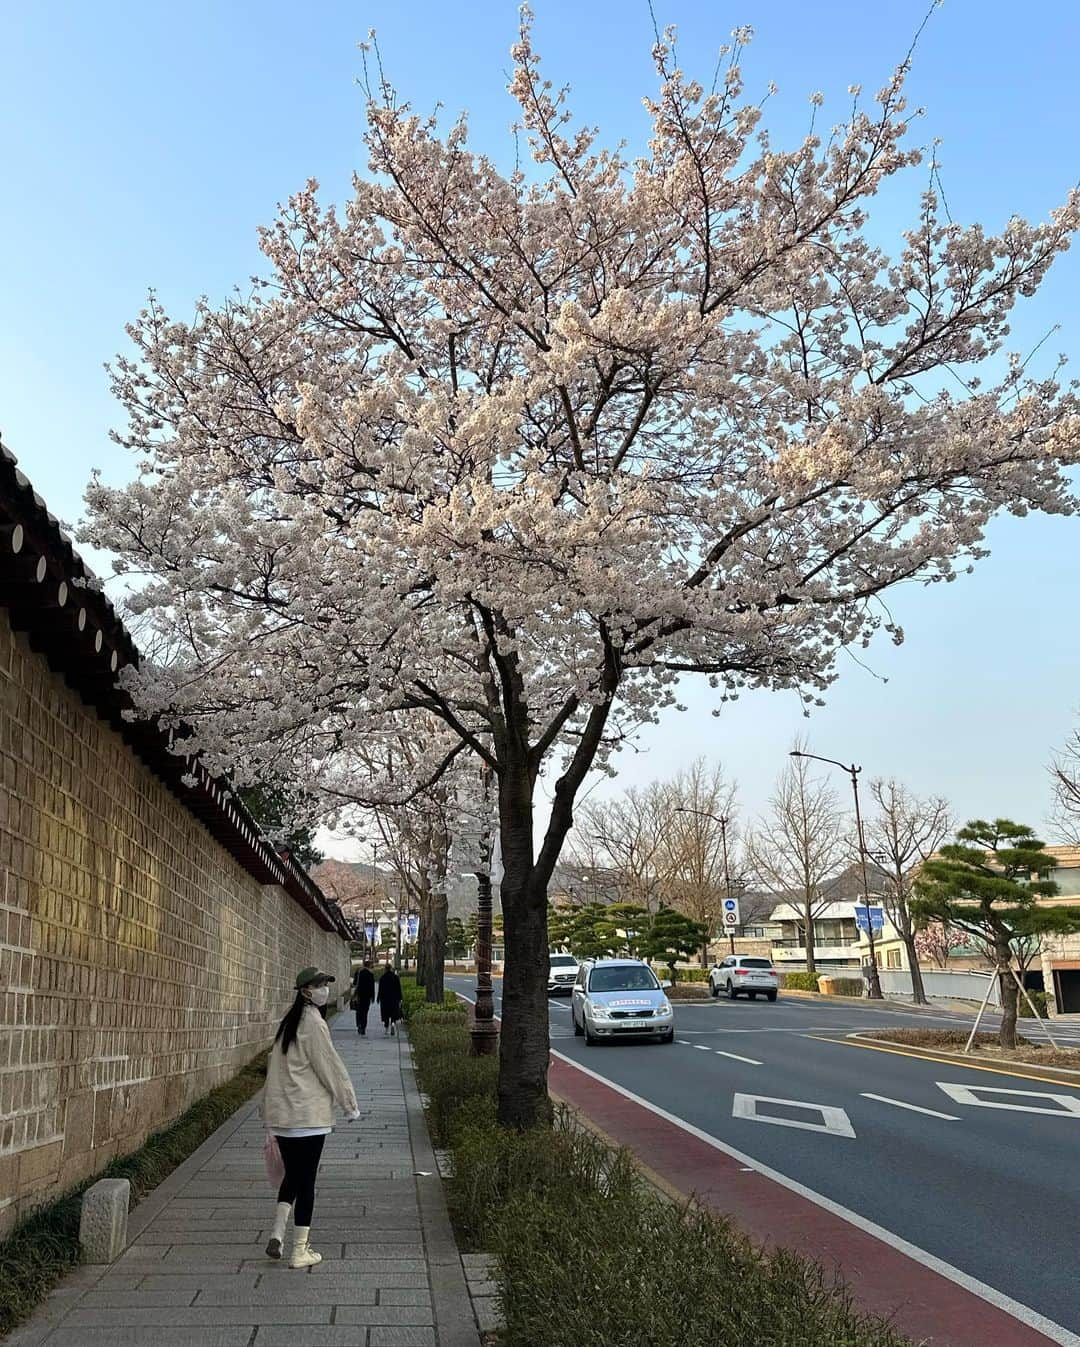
[0,609,350,1236]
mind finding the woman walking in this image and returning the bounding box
[263,967,359,1268]
[377,961,403,1036]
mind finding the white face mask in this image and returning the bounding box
[307,985,331,1007]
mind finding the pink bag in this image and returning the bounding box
[263,1132,285,1189]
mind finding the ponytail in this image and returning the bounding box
[273,991,327,1055]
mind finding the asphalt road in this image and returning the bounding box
[446,977,1080,1337]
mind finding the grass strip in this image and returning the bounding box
[0,1054,267,1338]
[864,1026,1080,1068]
[402,976,912,1347]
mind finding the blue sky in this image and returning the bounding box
[2,1,1078,849]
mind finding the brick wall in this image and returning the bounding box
[0,609,350,1235]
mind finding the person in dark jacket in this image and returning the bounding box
[352,961,376,1036]
[377,962,404,1036]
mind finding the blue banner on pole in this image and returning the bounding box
[854,905,885,931]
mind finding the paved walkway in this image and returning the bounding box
[9,1017,480,1347]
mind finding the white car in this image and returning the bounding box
[547,953,580,995]
[709,955,779,1001]
[571,958,675,1044]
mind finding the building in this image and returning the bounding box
[767,863,895,973]
[1034,846,1080,1012]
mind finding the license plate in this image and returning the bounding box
[623,1019,653,1028]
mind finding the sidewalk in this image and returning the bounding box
[7,1017,480,1347]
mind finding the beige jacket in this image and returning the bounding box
[262,1005,358,1130]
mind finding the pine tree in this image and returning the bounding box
[640,906,708,983]
[912,819,1080,1047]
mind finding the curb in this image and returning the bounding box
[400,1030,483,1347]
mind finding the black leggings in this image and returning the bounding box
[275,1134,326,1227]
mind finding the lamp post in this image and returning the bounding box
[789,750,882,999]
[465,765,498,1058]
[674,807,734,956]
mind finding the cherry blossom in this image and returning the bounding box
[85,10,1080,1126]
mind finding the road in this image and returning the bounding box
[446,977,1080,1343]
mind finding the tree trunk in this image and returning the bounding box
[997,945,1018,1049]
[903,933,928,1005]
[415,890,429,988]
[496,764,553,1130]
[803,899,817,976]
[425,886,447,1005]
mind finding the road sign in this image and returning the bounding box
[721,897,741,928]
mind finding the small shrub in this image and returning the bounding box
[779,971,820,992]
[830,978,864,997]
[1024,988,1050,1019]
[669,967,709,983]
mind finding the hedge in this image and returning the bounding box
[779,971,821,991]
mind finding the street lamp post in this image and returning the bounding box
[469,766,498,1058]
[370,841,378,962]
[674,807,734,956]
[789,750,883,1000]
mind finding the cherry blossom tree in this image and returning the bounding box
[84,14,1080,1126]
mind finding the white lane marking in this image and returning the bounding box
[861,1093,960,1121]
[677,1039,694,1046]
[550,1049,1080,1347]
[732,1093,855,1138]
[715,1050,763,1065]
[937,1082,1080,1116]
[694,1044,711,1051]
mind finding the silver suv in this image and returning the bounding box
[571,958,675,1044]
[709,956,779,1001]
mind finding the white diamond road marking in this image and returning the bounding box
[936,1082,1080,1116]
[732,1093,856,1138]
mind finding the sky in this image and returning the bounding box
[2,0,1079,858]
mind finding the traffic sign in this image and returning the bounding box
[721,898,741,928]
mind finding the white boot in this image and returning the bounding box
[289,1227,322,1269]
[266,1202,291,1259]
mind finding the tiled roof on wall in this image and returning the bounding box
[0,438,350,939]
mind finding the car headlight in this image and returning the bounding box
[588,1003,611,1020]
[655,1001,673,1017]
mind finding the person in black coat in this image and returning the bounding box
[352,961,376,1036]
[377,963,404,1037]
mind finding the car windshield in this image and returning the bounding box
[588,966,659,993]
[741,958,773,969]
[549,956,577,967]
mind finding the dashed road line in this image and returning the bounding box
[714,1050,764,1065]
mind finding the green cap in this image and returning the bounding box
[295,967,336,989]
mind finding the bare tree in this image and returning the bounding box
[662,760,739,963]
[747,748,847,975]
[864,779,950,1004]
[1051,728,1080,844]
[570,784,675,911]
